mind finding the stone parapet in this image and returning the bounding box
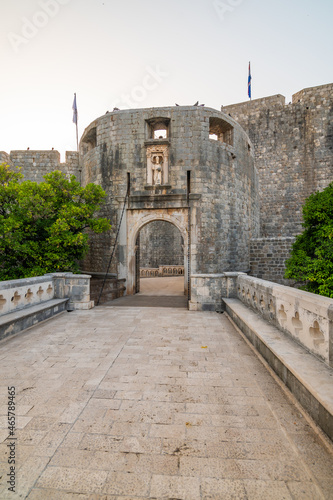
[189,272,245,311]
[0,273,94,317]
[5,150,80,183]
[236,275,333,367]
[0,275,55,316]
[140,266,184,278]
[49,273,94,310]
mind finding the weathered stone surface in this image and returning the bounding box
[5,150,80,182]
[223,298,333,441]
[79,106,259,295]
[235,274,333,366]
[140,220,183,268]
[3,83,332,288]
[224,83,333,238]
[1,305,332,498]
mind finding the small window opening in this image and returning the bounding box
[187,170,191,203]
[209,117,234,146]
[154,129,167,139]
[146,117,170,140]
[82,126,97,152]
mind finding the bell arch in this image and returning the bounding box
[126,209,189,296]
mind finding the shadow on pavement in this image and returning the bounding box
[102,295,188,308]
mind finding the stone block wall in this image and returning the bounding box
[224,83,333,237]
[2,150,80,183]
[250,237,295,285]
[80,106,259,285]
[140,221,183,268]
[0,152,10,164]
[189,272,242,311]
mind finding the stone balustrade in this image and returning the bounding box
[190,272,333,367]
[140,266,184,278]
[0,273,94,317]
[0,276,55,316]
[236,275,333,367]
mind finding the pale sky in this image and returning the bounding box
[1,0,333,160]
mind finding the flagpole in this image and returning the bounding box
[76,119,79,152]
[72,92,81,183]
[72,92,79,151]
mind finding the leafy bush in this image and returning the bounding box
[285,182,333,298]
[0,164,110,280]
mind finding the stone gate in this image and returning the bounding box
[79,105,259,302]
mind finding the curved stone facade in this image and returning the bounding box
[79,106,259,294]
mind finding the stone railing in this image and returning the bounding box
[0,275,55,316]
[140,266,184,278]
[140,268,160,278]
[190,272,333,367]
[236,275,333,367]
[0,273,94,317]
[189,273,240,311]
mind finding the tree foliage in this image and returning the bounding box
[285,182,333,298]
[0,164,111,280]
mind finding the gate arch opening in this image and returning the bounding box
[136,221,185,294]
[126,211,189,297]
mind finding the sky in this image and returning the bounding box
[1,0,333,161]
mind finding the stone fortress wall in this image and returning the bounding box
[78,105,259,294]
[1,83,332,290]
[0,150,80,182]
[224,83,333,282]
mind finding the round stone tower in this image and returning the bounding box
[80,106,259,297]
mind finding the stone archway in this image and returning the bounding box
[126,209,189,296]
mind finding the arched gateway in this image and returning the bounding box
[127,211,188,296]
[80,105,259,305]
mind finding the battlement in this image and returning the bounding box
[0,149,80,182]
[222,82,333,239]
[223,94,285,115]
[292,82,333,105]
[223,83,333,116]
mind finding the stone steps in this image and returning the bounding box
[223,297,333,442]
[0,298,68,342]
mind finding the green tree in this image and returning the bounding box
[0,164,111,280]
[285,182,333,298]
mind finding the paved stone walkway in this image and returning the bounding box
[108,277,187,308]
[0,305,332,499]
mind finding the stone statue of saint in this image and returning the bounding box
[152,155,163,185]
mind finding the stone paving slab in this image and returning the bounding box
[0,306,332,499]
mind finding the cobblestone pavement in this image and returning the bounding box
[0,305,332,499]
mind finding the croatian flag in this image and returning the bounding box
[72,93,78,124]
[248,62,252,99]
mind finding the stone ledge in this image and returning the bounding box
[0,298,68,342]
[223,298,333,441]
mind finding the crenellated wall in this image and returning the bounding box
[2,83,332,289]
[224,83,333,238]
[1,150,80,182]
